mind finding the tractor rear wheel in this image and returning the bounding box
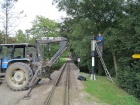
[5,62,33,91]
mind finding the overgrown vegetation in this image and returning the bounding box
[84,76,140,105]
[51,58,67,70]
[53,0,140,99]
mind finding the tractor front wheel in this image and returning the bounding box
[5,62,33,91]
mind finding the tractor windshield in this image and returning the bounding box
[14,48,24,58]
[0,43,37,60]
[0,46,12,59]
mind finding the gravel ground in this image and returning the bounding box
[0,62,104,105]
[69,63,103,105]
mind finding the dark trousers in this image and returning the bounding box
[97,45,103,56]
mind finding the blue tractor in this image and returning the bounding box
[0,43,38,90]
[0,37,68,91]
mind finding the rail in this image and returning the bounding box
[44,61,70,105]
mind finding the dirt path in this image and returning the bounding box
[0,63,103,105]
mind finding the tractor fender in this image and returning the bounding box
[7,58,30,67]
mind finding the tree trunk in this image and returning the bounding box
[5,5,8,44]
[112,51,118,75]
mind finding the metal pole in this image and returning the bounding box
[90,37,96,80]
[78,58,80,68]
[78,62,79,68]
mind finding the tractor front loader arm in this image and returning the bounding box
[24,37,68,98]
[35,37,68,67]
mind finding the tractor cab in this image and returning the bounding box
[0,43,37,74]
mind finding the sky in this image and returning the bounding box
[0,0,66,32]
[15,0,66,31]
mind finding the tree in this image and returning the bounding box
[0,0,24,44]
[24,16,61,59]
[29,15,59,39]
[15,29,27,43]
[54,0,125,74]
[115,1,140,99]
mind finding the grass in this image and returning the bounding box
[83,75,140,105]
[51,57,67,70]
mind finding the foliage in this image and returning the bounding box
[14,16,59,42]
[117,60,140,99]
[51,57,67,70]
[15,30,28,43]
[84,76,140,105]
[29,16,59,38]
[21,15,60,45]
[116,1,140,99]
[54,0,125,72]
[53,0,140,99]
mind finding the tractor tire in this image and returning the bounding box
[5,62,33,91]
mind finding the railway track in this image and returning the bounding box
[44,61,70,105]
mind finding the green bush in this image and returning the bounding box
[117,59,140,99]
[51,58,67,70]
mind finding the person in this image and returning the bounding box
[96,33,103,56]
[29,53,33,61]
